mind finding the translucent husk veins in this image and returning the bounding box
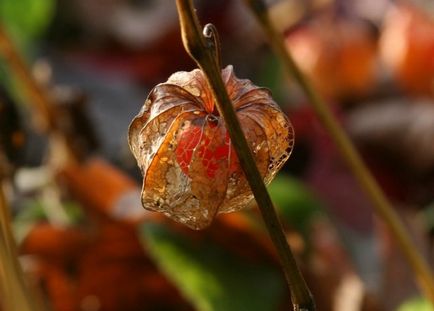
[173,0,316,310]
[128,66,293,230]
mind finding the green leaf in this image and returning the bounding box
[13,199,46,243]
[62,201,85,223]
[268,174,323,235]
[422,203,434,232]
[0,0,56,92]
[140,223,285,311]
[0,0,55,44]
[255,53,287,106]
[397,297,434,311]
[13,199,84,243]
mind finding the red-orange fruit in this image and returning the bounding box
[380,4,434,96]
[129,66,293,229]
[285,17,377,100]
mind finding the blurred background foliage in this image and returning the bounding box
[0,0,55,44]
[0,0,434,310]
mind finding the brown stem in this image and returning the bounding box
[176,1,315,310]
[0,25,78,166]
[0,181,39,311]
[0,26,55,132]
[244,0,434,303]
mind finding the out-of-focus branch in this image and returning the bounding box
[244,0,434,303]
[0,27,55,132]
[0,180,40,311]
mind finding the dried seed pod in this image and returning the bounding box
[129,65,294,229]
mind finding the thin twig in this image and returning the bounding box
[175,1,315,310]
[0,26,56,132]
[0,26,51,311]
[244,0,434,303]
[0,25,76,222]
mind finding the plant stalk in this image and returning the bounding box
[244,0,434,303]
[175,1,315,310]
[0,25,78,166]
[0,181,38,311]
[0,26,56,132]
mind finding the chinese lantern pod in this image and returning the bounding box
[129,65,294,229]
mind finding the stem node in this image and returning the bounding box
[176,0,315,310]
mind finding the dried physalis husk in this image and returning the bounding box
[129,65,294,229]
